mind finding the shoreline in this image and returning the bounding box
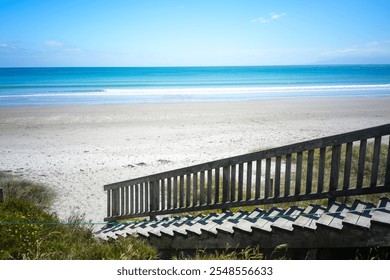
[1,97,390,222]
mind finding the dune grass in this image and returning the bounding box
[0,171,157,260]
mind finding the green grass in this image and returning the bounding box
[174,246,264,260]
[0,171,157,260]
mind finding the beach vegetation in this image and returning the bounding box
[0,172,157,260]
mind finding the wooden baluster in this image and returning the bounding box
[123,186,129,215]
[112,188,120,216]
[150,181,159,212]
[140,183,144,213]
[159,179,164,210]
[200,171,205,205]
[246,161,252,200]
[343,142,353,190]
[285,154,291,197]
[275,156,281,197]
[370,136,381,187]
[238,163,244,201]
[357,139,367,188]
[265,158,271,198]
[186,174,191,207]
[306,150,314,194]
[179,175,184,208]
[173,177,178,209]
[222,166,230,203]
[295,152,303,195]
[385,136,390,186]
[207,170,213,205]
[317,147,326,193]
[192,173,198,206]
[145,182,149,212]
[135,184,139,213]
[167,178,172,209]
[231,165,236,202]
[129,185,134,214]
[255,160,262,199]
[107,190,111,217]
[214,168,220,204]
[330,145,342,191]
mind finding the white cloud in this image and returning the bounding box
[321,41,390,59]
[251,12,286,23]
[44,40,64,47]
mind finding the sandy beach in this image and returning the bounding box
[1,97,390,222]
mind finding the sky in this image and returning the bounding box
[0,0,390,67]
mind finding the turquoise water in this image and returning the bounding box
[1,65,390,106]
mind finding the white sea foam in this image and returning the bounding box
[1,84,390,98]
[103,84,390,96]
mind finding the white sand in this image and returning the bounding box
[1,97,389,222]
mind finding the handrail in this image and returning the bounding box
[104,123,390,222]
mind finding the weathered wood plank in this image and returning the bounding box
[306,150,314,194]
[120,187,125,215]
[370,136,381,187]
[343,142,353,190]
[214,167,220,204]
[274,156,281,197]
[107,189,111,217]
[150,181,159,212]
[238,163,244,201]
[330,144,341,191]
[295,152,303,195]
[145,182,149,212]
[285,154,291,197]
[223,166,230,203]
[124,186,129,214]
[135,184,139,213]
[317,147,326,193]
[112,188,120,216]
[246,161,252,200]
[200,170,205,205]
[255,160,262,199]
[140,183,144,213]
[160,179,165,210]
[231,164,236,202]
[357,139,367,189]
[386,136,390,186]
[167,178,172,209]
[173,177,178,209]
[192,173,198,206]
[129,185,134,214]
[265,158,271,198]
[179,175,184,208]
[207,169,213,205]
[186,174,191,207]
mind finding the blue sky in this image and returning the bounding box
[1,0,390,67]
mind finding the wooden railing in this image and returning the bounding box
[104,124,390,222]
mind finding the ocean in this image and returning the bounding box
[1,65,390,106]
